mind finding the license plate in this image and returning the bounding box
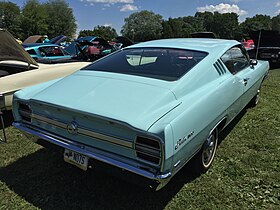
[64,149,88,171]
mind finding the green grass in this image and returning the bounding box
[0,69,279,210]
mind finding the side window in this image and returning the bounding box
[221,46,250,74]
[39,46,64,57]
[221,50,234,73]
[27,49,36,55]
[231,47,250,72]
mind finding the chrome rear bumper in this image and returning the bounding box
[13,122,172,190]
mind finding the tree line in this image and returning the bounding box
[0,0,76,40]
[1,0,280,42]
[119,11,280,42]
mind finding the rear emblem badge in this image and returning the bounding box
[67,121,78,135]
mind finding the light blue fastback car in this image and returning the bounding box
[23,43,72,60]
[13,39,269,190]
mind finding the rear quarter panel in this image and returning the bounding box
[149,58,269,174]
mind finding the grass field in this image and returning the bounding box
[0,69,279,210]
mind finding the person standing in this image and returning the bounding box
[42,35,50,43]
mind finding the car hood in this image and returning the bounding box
[50,35,67,45]
[23,35,42,44]
[250,30,280,48]
[114,36,134,48]
[0,29,38,67]
[30,71,179,131]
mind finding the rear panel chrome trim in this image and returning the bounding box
[31,113,133,148]
[13,122,171,190]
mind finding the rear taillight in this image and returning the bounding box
[135,136,161,165]
[18,103,32,123]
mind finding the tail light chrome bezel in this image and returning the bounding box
[135,135,163,166]
[18,102,32,123]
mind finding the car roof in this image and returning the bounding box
[126,38,239,54]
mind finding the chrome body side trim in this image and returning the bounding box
[78,127,132,148]
[13,122,171,190]
[31,113,133,148]
[33,114,66,129]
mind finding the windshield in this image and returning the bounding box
[83,48,208,81]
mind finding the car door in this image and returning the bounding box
[221,47,246,118]
[230,46,259,109]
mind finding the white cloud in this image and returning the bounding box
[103,23,113,27]
[120,4,138,12]
[197,3,247,16]
[276,1,280,7]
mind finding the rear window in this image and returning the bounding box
[83,48,208,81]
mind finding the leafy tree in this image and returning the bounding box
[195,12,215,32]
[162,16,205,38]
[182,16,205,34]
[0,1,21,37]
[162,18,185,38]
[162,19,173,38]
[240,14,272,36]
[91,25,117,40]
[121,10,163,42]
[21,0,48,39]
[195,12,239,39]
[79,25,117,40]
[79,30,95,38]
[213,12,239,39]
[43,0,76,38]
[271,15,280,33]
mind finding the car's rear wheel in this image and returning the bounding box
[192,128,218,174]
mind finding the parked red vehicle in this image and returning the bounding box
[241,39,255,50]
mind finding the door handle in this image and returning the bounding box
[243,77,250,86]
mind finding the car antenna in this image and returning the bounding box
[255,30,262,61]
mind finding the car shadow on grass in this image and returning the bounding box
[0,147,200,210]
[218,108,247,145]
[0,109,247,210]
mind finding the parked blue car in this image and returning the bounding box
[23,43,72,61]
[65,36,117,61]
[13,38,269,190]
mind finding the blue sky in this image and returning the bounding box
[11,0,280,34]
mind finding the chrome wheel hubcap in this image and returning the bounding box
[202,133,217,168]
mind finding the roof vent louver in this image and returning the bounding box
[214,59,227,75]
